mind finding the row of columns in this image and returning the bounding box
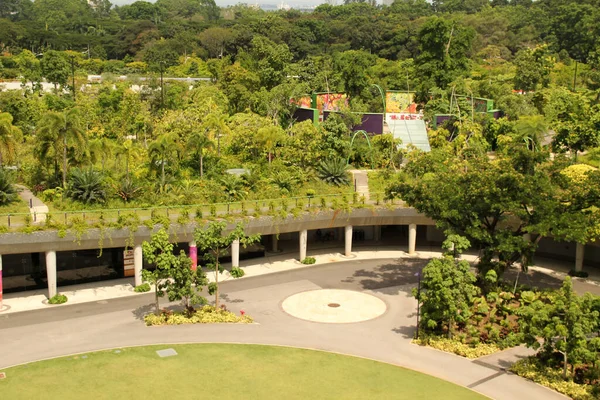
[1,227,588,303]
[298,224,418,261]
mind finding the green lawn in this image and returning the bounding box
[0,344,487,400]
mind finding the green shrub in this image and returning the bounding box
[134,283,151,293]
[48,294,68,304]
[568,269,589,278]
[413,336,499,359]
[511,357,596,400]
[301,257,316,265]
[66,168,107,204]
[316,158,350,186]
[144,305,253,326]
[0,169,17,206]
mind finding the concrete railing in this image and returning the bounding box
[0,192,395,231]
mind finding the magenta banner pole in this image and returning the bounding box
[0,255,3,311]
[189,242,197,271]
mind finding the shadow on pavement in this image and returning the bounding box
[219,293,244,303]
[392,325,416,339]
[344,258,427,291]
[131,303,180,321]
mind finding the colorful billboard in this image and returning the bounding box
[292,96,313,108]
[385,92,418,113]
[315,93,348,112]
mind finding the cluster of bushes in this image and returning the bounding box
[144,305,253,326]
[413,236,600,397]
[511,357,599,400]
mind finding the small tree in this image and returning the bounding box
[141,229,176,314]
[518,277,600,379]
[413,252,478,338]
[194,221,260,309]
[167,251,208,315]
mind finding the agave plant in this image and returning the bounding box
[115,179,142,203]
[316,158,350,186]
[0,169,17,206]
[67,168,107,204]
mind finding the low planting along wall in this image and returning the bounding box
[0,206,432,255]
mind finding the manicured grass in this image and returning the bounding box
[0,344,487,400]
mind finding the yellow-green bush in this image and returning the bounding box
[511,357,596,400]
[145,305,253,326]
[561,164,596,185]
[413,336,500,359]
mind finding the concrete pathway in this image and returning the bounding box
[349,169,370,200]
[15,184,48,224]
[0,255,569,400]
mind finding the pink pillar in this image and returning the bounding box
[0,255,3,310]
[189,241,197,271]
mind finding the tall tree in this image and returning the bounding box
[518,277,600,379]
[415,17,475,88]
[257,124,285,165]
[148,132,179,192]
[187,130,213,178]
[335,50,376,99]
[202,108,229,156]
[193,221,260,309]
[0,112,22,167]
[36,109,86,188]
[40,50,70,92]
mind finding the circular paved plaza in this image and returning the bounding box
[281,289,387,323]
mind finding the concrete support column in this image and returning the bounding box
[45,250,57,298]
[374,225,381,242]
[408,224,417,255]
[272,235,278,252]
[134,245,143,287]
[299,229,308,261]
[189,241,197,271]
[575,243,585,272]
[231,239,240,267]
[344,225,353,256]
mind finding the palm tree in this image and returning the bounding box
[89,137,114,171]
[148,133,180,193]
[115,139,141,182]
[202,111,230,156]
[187,131,214,178]
[257,125,284,166]
[37,109,86,188]
[0,112,22,167]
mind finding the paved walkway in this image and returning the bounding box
[15,184,48,224]
[349,169,370,200]
[2,246,597,399]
